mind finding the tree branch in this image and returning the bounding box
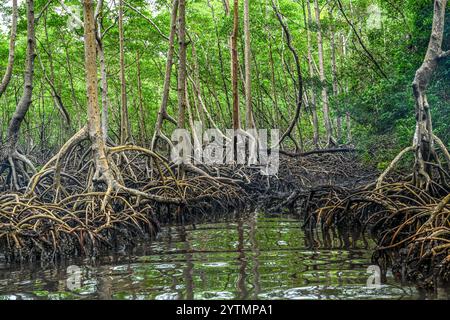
[439,50,450,59]
[271,0,304,149]
[124,1,169,41]
[58,0,83,27]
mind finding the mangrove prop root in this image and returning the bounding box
[0,141,246,261]
[306,178,450,288]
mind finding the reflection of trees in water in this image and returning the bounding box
[236,217,248,299]
[302,222,374,287]
[4,215,443,300]
[249,213,261,298]
[178,225,194,299]
[303,223,369,251]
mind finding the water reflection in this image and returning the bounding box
[0,213,448,300]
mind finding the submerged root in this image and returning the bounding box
[308,180,450,288]
[0,192,157,261]
[0,149,36,192]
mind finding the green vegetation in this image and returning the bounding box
[0,0,449,297]
[0,0,447,165]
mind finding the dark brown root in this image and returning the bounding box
[307,178,450,289]
[0,150,36,192]
[0,192,157,261]
[0,138,245,262]
[253,149,450,289]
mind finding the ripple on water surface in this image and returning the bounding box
[0,213,448,300]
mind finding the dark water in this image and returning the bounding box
[0,213,448,300]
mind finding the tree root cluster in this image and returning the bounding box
[260,152,375,213]
[304,178,450,288]
[0,192,156,262]
[0,147,359,262]
[0,139,245,262]
[255,151,450,289]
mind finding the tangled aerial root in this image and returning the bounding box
[0,192,156,261]
[246,150,450,289]
[310,180,450,288]
[260,152,375,213]
[0,135,245,261]
[0,149,36,192]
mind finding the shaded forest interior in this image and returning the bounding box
[0,0,449,289]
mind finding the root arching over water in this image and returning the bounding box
[308,175,450,288]
[0,130,245,261]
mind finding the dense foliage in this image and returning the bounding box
[0,0,448,167]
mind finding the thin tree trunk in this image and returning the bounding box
[151,0,178,150]
[119,0,131,144]
[0,0,18,97]
[63,39,82,128]
[305,0,319,148]
[83,0,111,183]
[97,1,110,142]
[98,39,109,141]
[314,0,334,146]
[341,32,352,143]
[231,0,240,130]
[336,0,387,79]
[267,33,278,126]
[411,0,448,188]
[346,111,351,143]
[1,0,36,190]
[177,0,188,129]
[251,50,265,126]
[223,0,230,15]
[6,0,36,153]
[189,40,205,125]
[136,52,146,146]
[329,7,341,142]
[207,0,232,120]
[243,0,255,129]
[272,0,303,149]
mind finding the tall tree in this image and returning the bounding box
[329,7,341,142]
[0,0,18,97]
[314,0,334,146]
[136,52,146,146]
[83,0,113,186]
[207,0,231,118]
[243,0,255,129]
[272,0,303,150]
[410,0,448,188]
[231,0,240,130]
[96,0,110,142]
[305,0,320,148]
[119,0,131,144]
[222,0,230,15]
